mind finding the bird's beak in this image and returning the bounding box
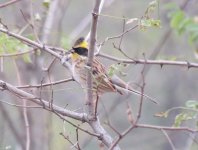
[65,49,74,55]
[63,48,75,61]
[61,51,72,64]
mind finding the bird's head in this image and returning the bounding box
[70,37,88,60]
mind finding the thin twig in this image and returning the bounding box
[14,58,30,150]
[161,129,176,150]
[118,18,126,48]
[136,124,198,133]
[0,49,35,57]
[0,0,21,8]
[104,121,121,136]
[126,101,134,125]
[94,93,99,119]
[112,43,135,61]
[108,124,136,150]
[98,52,198,69]
[0,100,42,108]
[20,9,41,43]
[136,53,146,120]
[76,129,81,150]
[17,78,73,89]
[53,111,100,138]
[99,25,138,46]
[60,132,79,150]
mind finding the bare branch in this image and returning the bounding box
[86,0,101,118]
[0,80,88,122]
[98,52,198,69]
[17,78,73,89]
[99,25,138,46]
[136,54,147,120]
[0,49,35,57]
[0,100,42,108]
[136,124,198,133]
[0,25,120,148]
[60,132,80,150]
[0,27,62,58]
[0,27,198,73]
[108,124,136,150]
[89,117,120,150]
[0,80,122,149]
[0,0,21,8]
[76,129,81,150]
[85,1,121,149]
[85,0,105,40]
[55,111,100,138]
[161,129,176,150]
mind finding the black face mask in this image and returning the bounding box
[72,47,88,56]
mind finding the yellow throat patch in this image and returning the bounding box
[71,52,80,60]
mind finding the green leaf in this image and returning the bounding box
[170,10,185,29]
[139,19,161,30]
[43,0,51,8]
[177,18,192,35]
[173,112,197,127]
[144,0,159,18]
[0,34,32,63]
[150,19,161,27]
[174,113,189,127]
[168,7,198,46]
[189,32,198,44]
[107,64,119,77]
[22,53,32,63]
[0,34,20,53]
[185,100,198,109]
[140,19,152,28]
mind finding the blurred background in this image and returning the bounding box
[0,0,198,150]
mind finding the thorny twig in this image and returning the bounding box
[109,54,147,150]
[0,27,198,70]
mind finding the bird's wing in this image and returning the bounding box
[92,59,116,93]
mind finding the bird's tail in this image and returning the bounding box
[111,75,158,104]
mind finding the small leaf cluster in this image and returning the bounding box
[0,34,31,63]
[155,100,198,128]
[167,3,198,44]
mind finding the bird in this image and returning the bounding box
[63,37,157,104]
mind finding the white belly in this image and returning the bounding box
[72,62,81,84]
